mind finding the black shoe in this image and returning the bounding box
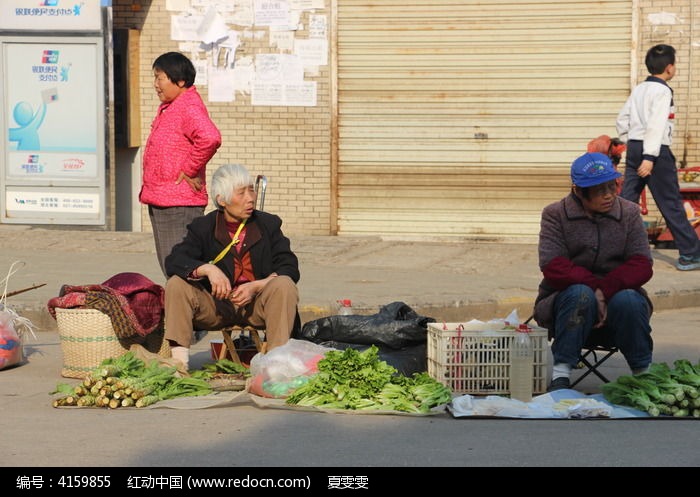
[547,377,571,392]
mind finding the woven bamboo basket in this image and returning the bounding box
[56,308,170,379]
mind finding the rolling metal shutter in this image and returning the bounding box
[336,0,632,240]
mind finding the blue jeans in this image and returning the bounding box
[551,285,652,371]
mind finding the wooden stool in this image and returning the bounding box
[218,325,266,364]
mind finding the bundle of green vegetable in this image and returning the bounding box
[601,360,700,417]
[197,358,250,377]
[285,345,452,413]
[51,352,217,408]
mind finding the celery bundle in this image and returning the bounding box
[602,360,700,417]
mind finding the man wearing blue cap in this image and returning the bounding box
[533,152,654,391]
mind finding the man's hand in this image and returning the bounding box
[637,159,654,178]
[229,274,277,306]
[228,282,257,306]
[197,264,231,300]
[594,288,607,328]
[176,171,203,192]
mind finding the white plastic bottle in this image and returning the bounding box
[337,299,353,316]
[509,324,534,402]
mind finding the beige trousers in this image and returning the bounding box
[164,275,299,350]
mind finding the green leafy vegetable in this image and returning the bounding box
[285,346,452,413]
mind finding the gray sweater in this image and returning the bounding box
[533,191,653,332]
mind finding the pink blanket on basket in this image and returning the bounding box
[47,272,164,339]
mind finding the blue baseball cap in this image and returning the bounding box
[570,152,622,188]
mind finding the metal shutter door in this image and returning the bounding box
[336,0,632,240]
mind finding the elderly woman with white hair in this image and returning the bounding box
[163,164,300,370]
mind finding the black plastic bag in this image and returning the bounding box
[294,301,435,376]
[296,301,434,349]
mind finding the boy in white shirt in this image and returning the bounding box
[616,44,700,271]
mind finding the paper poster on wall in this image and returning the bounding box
[269,30,294,51]
[308,14,327,38]
[224,0,254,27]
[294,38,327,67]
[251,80,315,106]
[197,6,229,44]
[290,0,324,10]
[255,53,303,83]
[232,56,255,94]
[193,58,209,85]
[171,14,203,41]
[254,0,290,28]
[208,68,235,102]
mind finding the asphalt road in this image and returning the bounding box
[2,307,699,470]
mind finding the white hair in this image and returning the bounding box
[210,164,253,208]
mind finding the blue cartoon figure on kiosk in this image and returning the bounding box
[8,88,57,151]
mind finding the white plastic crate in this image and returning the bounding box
[427,322,549,396]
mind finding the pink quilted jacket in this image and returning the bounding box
[139,86,221,207]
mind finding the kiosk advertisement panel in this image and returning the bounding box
[0,0,106,225]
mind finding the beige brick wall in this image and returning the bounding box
[112,1,332,236]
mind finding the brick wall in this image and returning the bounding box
[112,1,332,235]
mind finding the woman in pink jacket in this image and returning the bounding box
[140,52,222,277]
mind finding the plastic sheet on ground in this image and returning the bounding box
[145,390,448,415]
[147,390,253,409]
[249,394,447,416]
[448,389,650,419]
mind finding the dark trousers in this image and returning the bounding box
[148,205,205,277]
[621,141,700,258]
[551,285,652,371]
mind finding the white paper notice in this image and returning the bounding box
[172,14,203,41]
[225,0,254,27]
[290,0,323,9]
[197,6,229,44]
[232,56,255,94]
[254,0,290,27]
[193,58,209,85]
[251,80,316,106]
[285,81,316,106]
[208,68,235,102]
[269,30,295,51]
[308,14,326,38]
[294,38,327,67]
[251,82,284,106]
[255,53,303,83]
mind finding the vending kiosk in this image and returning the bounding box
[0,0,109,226]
